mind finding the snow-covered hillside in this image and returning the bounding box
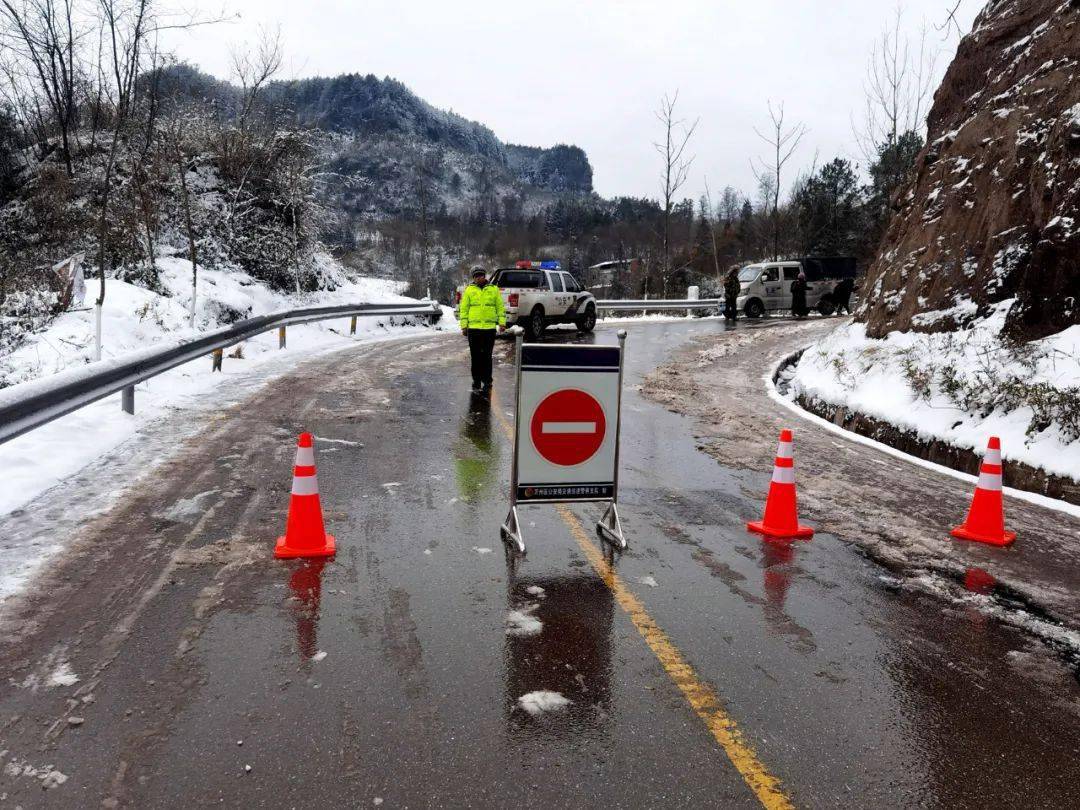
[1,253,448,525]
[781,307,1080,485]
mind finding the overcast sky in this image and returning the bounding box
[164,0,980,203]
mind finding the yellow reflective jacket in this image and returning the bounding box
[459,283,506,330]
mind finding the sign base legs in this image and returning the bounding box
[501,506,526,555]
[596,502,627,550]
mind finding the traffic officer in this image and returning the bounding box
[459,265,506,392]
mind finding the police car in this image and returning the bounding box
[454,261,598,340]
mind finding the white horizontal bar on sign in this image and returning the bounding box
[542,421,597,434]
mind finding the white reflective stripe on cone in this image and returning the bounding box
[292,474,320,496]
[295,446,316,466]
[984,447,1002,466]
[977,471,1003,491]
[776,442,794,459]
[772,465,796,485]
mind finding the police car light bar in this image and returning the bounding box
[514,260,562,270]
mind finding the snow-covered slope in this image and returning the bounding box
[1,253,447,523]
[783,308,1080,484]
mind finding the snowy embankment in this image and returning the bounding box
[2,253,448,522]
[778,302,1080,488]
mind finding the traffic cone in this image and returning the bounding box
[275,433,336,559]
[747,429,814,540]
[951,437,1016,547]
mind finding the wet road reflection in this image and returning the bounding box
[964,566,997,594]
[761,537,795,609]
[287,558,326,662]
[454,394,498,505]
[503,549,615,736]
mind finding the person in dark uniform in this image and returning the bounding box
[458,266,506,393]
[791,271,809,318]
[833,277,855,315]
[724,267,741,321]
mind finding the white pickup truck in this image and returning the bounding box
[455,261,598,340]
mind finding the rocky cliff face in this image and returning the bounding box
[858,0,1080,341]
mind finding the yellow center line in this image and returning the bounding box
[490,387,793,810]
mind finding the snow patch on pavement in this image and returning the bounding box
[506,604,543,637]
[517,690,571,715]
[48,662,79,688]
[471,547,492,555]
[157,489,219,523]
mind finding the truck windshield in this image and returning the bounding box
[494,271,545,288]
[738,266,760,282]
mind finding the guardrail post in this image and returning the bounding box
[350,315,357,335]
[278,326,286,349]
[121,385,134,415]
[212,348,223,372]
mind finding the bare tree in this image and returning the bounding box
[653,90,698,295]
[162,100,198,325]
[91,0,153,358]
[0,0,85,176]
[231,25,282,133]
[702,178,721,282]
[220,27,283,243]
[718,185,741,226]
[411,143,436,297]
[752,101,807,260]
[854,7,938,169]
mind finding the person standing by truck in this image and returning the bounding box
[833,277,854,315]
[459,266,506,393]
[724,267,740,321]
[791,271,809,318]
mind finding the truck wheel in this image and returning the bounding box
[524,307,546,340]
[817,299,835,317]
[576,305,596,333]
[744,299,765,319]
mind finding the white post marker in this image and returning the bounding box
[501,330,628,554]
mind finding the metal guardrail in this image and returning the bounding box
[0,301,441,446]
[595,298,720,312]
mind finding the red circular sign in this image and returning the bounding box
[530,389,606,466]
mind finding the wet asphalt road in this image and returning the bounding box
[2,319,1079,808]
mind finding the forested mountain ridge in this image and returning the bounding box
[158,65,594,214]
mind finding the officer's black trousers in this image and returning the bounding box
[467,328,497,386]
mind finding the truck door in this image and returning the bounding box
[547,271,569,318]
[761,266,782,310]
[559,272,580,316]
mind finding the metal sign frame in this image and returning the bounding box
[501,330,627,554]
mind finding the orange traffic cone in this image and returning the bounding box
[275,432,336,559]
[747,429,814,540]
[951,437,1016,546]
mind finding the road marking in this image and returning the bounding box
[491,388,792,810]
[541,421,597,434]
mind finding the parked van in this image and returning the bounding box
[735,257,856,318]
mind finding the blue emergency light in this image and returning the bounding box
[539,261,561,270]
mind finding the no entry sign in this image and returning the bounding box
[502,333,628,554]
[530,388,607,467]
